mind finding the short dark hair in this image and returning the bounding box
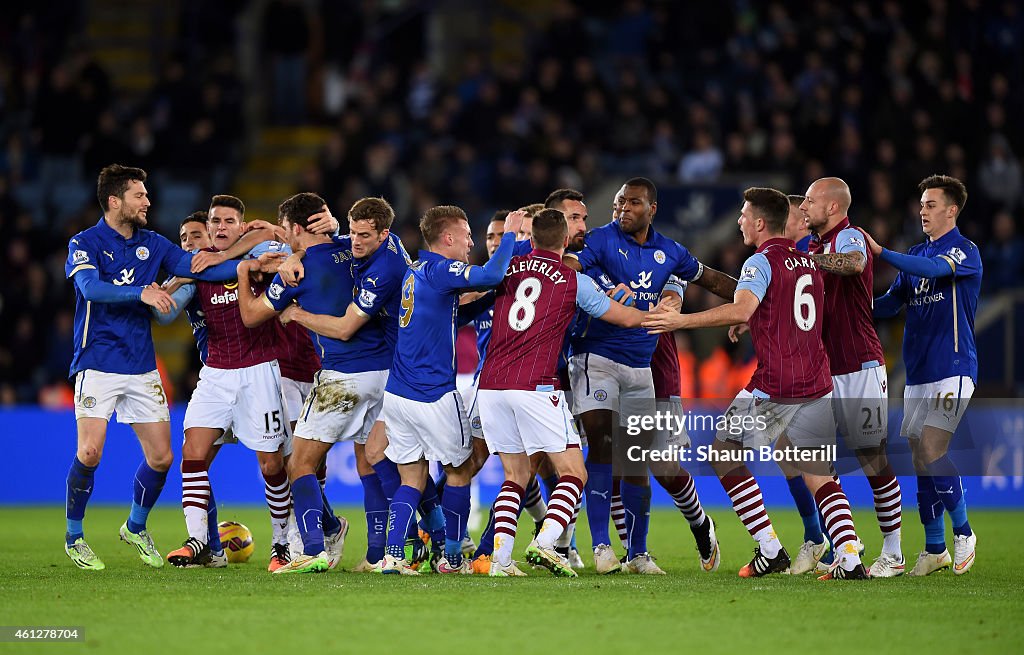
[97,164,147,211]
[278,192,327,229]
[420,205,469,245]
[180,211,208,230]
[348,197,395,232]
[490,209,510,223]
[544,188,584,210]
[210,194,245,217]
[623,177,657,203]
[787,194,805,207]
[531,208,569,250]
[743,187,789,233]
[919,174,968,216]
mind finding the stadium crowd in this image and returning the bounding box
[1,0,1022,404]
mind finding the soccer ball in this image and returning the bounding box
[218,521,254,563]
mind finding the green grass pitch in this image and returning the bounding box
[1,506,1021,654]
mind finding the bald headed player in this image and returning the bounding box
[796,177,902,577]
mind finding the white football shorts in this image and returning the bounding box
[478,389,581,456]
[293,368,387,445]
[901,375,975,439]
[382,390,472,466]
[832,364,889,449]
[74,368,170,424]
[568,353,656,423]
[183,360,290,453]
[716,389,836,450]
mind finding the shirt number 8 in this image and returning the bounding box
[509,277,542,332]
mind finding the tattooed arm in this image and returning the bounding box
[809,251,866,276]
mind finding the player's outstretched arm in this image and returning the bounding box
[189,228,278,273]
[284,303,370,341]
[575,272,644,327]
[460,231,517,289]
[691,266,738,301]
[861,229,956,278]
[73,268,176,310]
[643,289,759,334]
[878,248,955,278]
[236,260,280,327]
[152,283,195,325]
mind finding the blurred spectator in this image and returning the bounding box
[984,211,1024,293]
[678,129,723,183]
[978,133,1023,211]
[262,0,312,125]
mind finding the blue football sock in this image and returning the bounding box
[127,460,167,534]
[475,503,497,557]
[66,457,96,543]
[442,483,471,566]
[360,473,387,563]
[322,506,342,536]
[542,475,558,500]
[620,481,652,559]
[786,476,823,543]
[927,456,972,536]
[207,490,222,553]
[371,458,401,502]
[292,474,325,556]
[386,485,421,560]
[918,475,947,554]
[584,463,613,547]
[418,475,446,550]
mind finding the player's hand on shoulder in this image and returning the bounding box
[306,205,339,235]
[504,209,528,237]
[607,283,636,306]
[278,253,305,286]
[141,282,177,314]
[858,227,883,256]
[728,323,749,343]
[190,249,227,273]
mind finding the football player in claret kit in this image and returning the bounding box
[477,209,650,577]
[865,174,982,576]
[63,164,242,570]
[789,177,903,577]
[645,187,869,580]
[375,206,524,575]
[161,195,298,571]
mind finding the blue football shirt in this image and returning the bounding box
[263,240,391,373]
[351,233,411,352]
[66,218,199,376]
[568,221,702,368]
[880,227,982,384]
